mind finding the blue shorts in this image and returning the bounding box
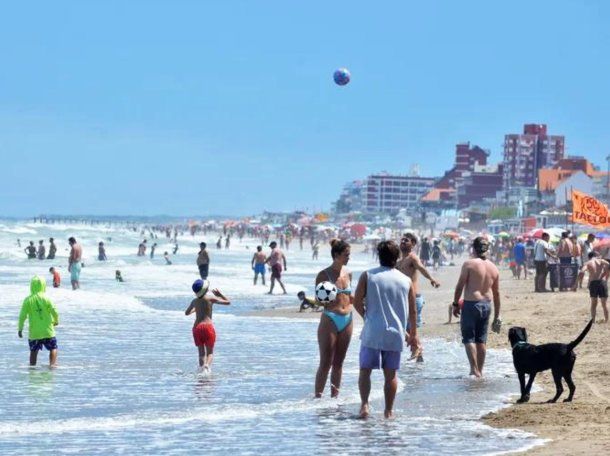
[407,294,425,331]
[28,337,58,352]
[460,300,491,344]
[359,346,401,370]
[70,263,81,281]
[254,263,265,274]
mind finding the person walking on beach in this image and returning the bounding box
[98,242,107,261]
[185,279,231,373]
[431,240,442,270]
[37,240,46,260]
[420,237,431,266]
[354,240,418,418]
[396,233,440,362]
[251,246,267,285]
[47,238,57,260]
[452,237,501,378]
[574,251,609,323]
[68,237,82,290]
[25,241,36,259]
[534,232,556,292]
[18,276,59,367]
[266,241,287,295]
[513,238,527,280]
[314,239,353,398]
[579,233,596,288]
[197,242,210,280]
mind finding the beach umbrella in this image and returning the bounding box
[530,228,545,239]
[594,238,610,250]
[497,231,511,239]
[595,232,610,239]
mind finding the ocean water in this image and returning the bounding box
[0,221,545,455]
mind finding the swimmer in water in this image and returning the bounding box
[185,280,231,372]
[25,241,36,259]
[164,252,172,265]
[98,242,107,261]
[115,270,124,282]
[47,238,57,260]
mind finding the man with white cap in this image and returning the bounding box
[185,279,231,373]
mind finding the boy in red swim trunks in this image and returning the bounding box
[185,279,230,372]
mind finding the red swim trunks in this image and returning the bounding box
[271,263,282,279]
[192,322,216,348]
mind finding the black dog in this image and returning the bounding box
[508,319,593,404]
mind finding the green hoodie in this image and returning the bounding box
[18,276,59,340]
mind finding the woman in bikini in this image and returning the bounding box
[314,239,353,398]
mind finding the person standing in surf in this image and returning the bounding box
[396,232,440,362]
[314,239,353,398]
[18,276,60,367]
[185,280,231,373]
[354,240,417,419]
[68,237,82,290]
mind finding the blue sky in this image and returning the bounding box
[2,0,610,217]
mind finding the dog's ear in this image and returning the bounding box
[522,328,527,342]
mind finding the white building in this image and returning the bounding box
[362,172,437,214]
[555,171,593,206]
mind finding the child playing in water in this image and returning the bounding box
[115,270,124,282]
[185,280,230,373]
[49,267,61,288]
[18,276,59,367]
[164,252,172,265]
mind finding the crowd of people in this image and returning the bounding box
[18,224,608,419]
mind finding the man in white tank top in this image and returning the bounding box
[354,241,418,419]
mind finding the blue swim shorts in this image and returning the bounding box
[254,263,265,274]
[359,345,401,370]
[28,337,58,352]
[70,262,82,281]
[407,294,425,331]
[460,300,491,344]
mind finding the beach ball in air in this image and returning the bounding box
[315,281,338,303]
[333,68,351,86]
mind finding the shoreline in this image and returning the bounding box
[250,262,610,455]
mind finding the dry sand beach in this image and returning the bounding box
[256,258,610,455]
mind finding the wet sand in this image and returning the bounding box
[253,259,610,454]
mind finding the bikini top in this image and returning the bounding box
[326,270,352,294]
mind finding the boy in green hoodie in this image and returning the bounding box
[18,276,59,367]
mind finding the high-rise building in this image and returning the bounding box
[362,172,437,214]
[503,124,565,189]
[333,180,363,214]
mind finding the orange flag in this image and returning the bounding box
[571,189,610,227]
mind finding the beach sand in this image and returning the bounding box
[254,260,610,455]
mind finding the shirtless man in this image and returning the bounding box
[574,251,609,323]
[37,240,46,260]
[184,280,231,372]
[557,232,574,291]
[197,242,210,280]
[452,237,501,378]
[251,245,267,285]
[396,233,440,361]
[266,241,287,295]
[47,238,57,260]
[68,237,82,290]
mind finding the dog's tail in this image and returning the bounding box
[567,319,594,351]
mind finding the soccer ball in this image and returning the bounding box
[333,68,350,86]
[315,281,337,303]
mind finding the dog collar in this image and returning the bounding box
[513,341,528,348]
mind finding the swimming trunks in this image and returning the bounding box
[589,280,608,298]
[271,263,282,279]
[323,310,352,332]
[198,263,209,280]
[192,322,216,348]
[70,262,82,282]
[28,337,58,352]
[254,263,265,274]
[460,300,491,344]
[359,346,401,370]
